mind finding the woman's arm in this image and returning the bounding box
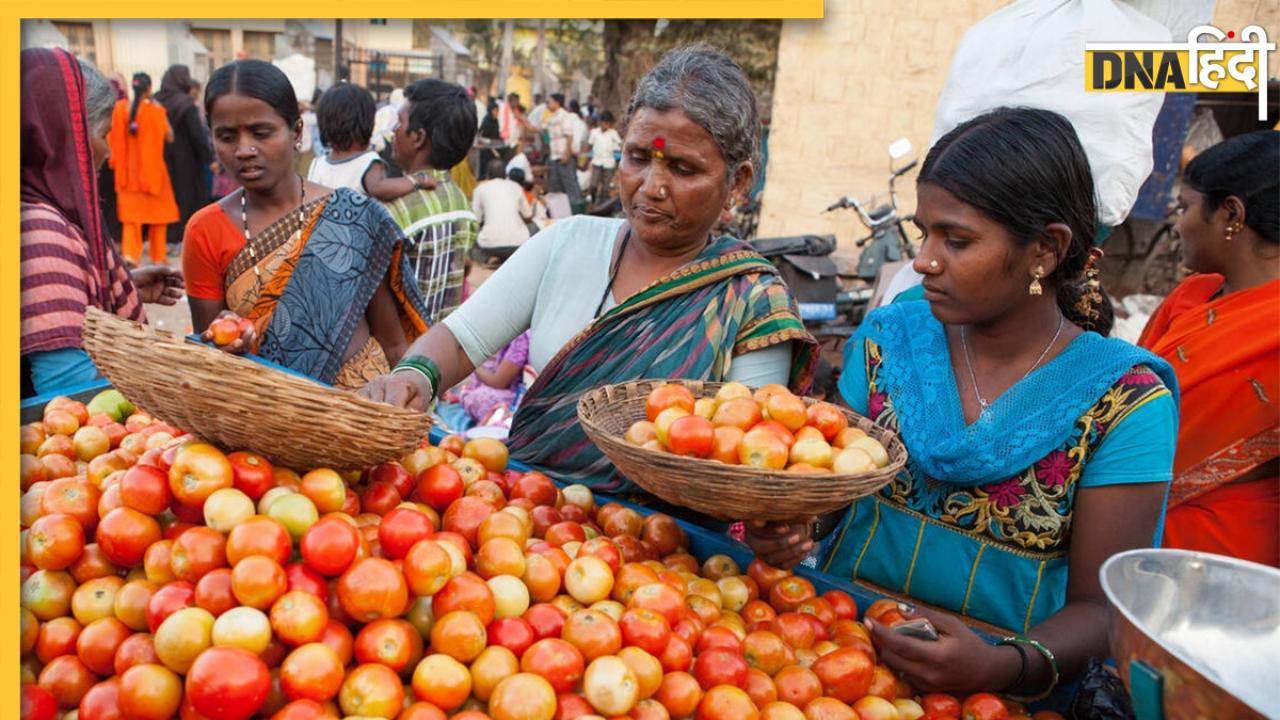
[366,278,408,365]
[189,297,227,335]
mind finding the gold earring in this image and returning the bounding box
[1029,266,1044,296]
[1225,222,1241,241]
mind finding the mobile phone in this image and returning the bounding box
[891,618,939,641]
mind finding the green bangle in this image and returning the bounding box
[394,355,441,400]
[997,635,1059,703]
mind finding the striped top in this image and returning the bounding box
[21,201,145,354]
[383,170,478,325]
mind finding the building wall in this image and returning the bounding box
[757,0,1277,253]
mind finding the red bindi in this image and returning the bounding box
[653,137,666,150]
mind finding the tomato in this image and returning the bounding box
[415,464,464,511]
[377,507,436,559]
[42,477,101,532]
[620,607,674,656]
[316,620,354,665]
[521,637,584,693]
[299,517,359,577]
[488,616,537,657]
[337,558,409,622]
[646,384,696,422]
[560,608,621,661]
[22,683,59,720]
[154,606,215,673]
[489,672,557,720]
[36,615,81,663]
[338,663,404,719]
[169,443,233,506]
[285,563,328,600]
[463,437,510,472]
[411,654,472,711]
[195,568,239,617]
[186,646,271,720]
[810,647,874,703]
[769,576,816,613]
[401,539,451,597]
[269,591,329,646]
[228,451,274,500]
[742,631,791,675]
[696,685,759,720]
[226,516,292,566]
[298,469,346,514]
[231,555,289,610]
[71,543,120,584]
[39,654,98,709]
[76,617,131,675]
[745,668,778,708]
[113,632,160,675]
[524,603,568,640]
[28,513,85,571]
[802,697,857,720]
[697,625,744,655]
[146,581,195,632]
[583,654,640,716]
[143,540,177,585]
[354,618,422,674]
[77,678,123,720]
[961,693,1010,720]
[431,610,488,662]
[692,647,750,691]
[658,633,694,673]
[667,415,716,458]
[94,507,160,568]
[511,472,559,508]
[279,643,344,703]
[434,571,497,624]
[652,670,701,717]
[270,699,337,720]
[630,582,686,625]
[738,428,791,469]
[171,526,229,583]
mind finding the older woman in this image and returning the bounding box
[1139,130,1279,567]
[20,48,184,397]
[364,45,817,490]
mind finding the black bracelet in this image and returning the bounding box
[1001,639,1030,694]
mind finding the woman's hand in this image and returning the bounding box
[868,606,1021,696]
[130,265,185,305]
[744,518,815,569]
[201,310,256,355]
[359,370,434,412]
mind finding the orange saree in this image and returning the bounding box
[1139,274,1280,566]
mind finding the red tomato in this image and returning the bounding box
[170,526,228,583]
[270,699,335,720]
[336,558,408,623]
[646,384,695,422]
[269,592,330,647]
[113,632,160,675]
[511,472,559,507]
[359,481,401,517]
[338,663,404,719]
[415,464,464,511]
[22,683,59,720]
[96,508,161,569]
[821,590,858,621]
[810,647,874,703]
[377,507,435,559]
[316,620,354,666]
[279,642,345,702]
[619,607,673,656]
[692,647,749,690]
[284,563,328,600]
[367,461,414,498]
[28,513,85,571]
[768,576,816,613]
[524,603,568,640]
[76,617,132,675]
[146,582,195,633]
[36,616,82,664]
[520,638,585,693]
[194,569,238,617]
[227,451,274,501]
[921,694,962,717]
[299,517,359,577]
[168,443,233,507]
[186,646,271,720]
[353,618,423,674]
[39,654,97,709]
[961,693,1010,720]
[667,415,716,458]
[231,555,288,610]
[658,635,694,673]
[78,678,123,720]
[441,496,497,549]
[488,616,537,657]
[227,516,293,567]
[119,465,173,515]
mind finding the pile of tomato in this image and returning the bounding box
[625,383,890,474]
[20,393,1060,720]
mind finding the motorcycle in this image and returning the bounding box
[825,137,919,283]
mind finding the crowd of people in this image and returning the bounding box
[18,40,1278,713]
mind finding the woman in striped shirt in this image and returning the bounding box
[20,48,184,398]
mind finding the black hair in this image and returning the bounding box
[316,83,376,152]
[508,167,527,186]
[569,99,581,114]
[128,72,151,135]
[1184,130,1279,244]
[205,60,300,130]
[484,159,507,180]
[550,93,565,106]
[600,110,615,125]
[402,79,478,170]
[507,92,519,103]
[919,107,1113,335]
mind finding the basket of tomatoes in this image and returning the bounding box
[577,380,907,521]
[80,307,429,470]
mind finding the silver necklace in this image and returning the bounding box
[241,173,306,277]
[961,313,1065,413]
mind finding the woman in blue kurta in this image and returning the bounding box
[746,108,1178,704]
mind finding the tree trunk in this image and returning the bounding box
[497,19,514,97]
[533,20,547,97]
[595,20,658,120]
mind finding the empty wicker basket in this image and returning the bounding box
[81,307,430,470]
[578,379,907,521]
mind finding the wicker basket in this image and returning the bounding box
[82,307,430,470]
[578,379,907,521]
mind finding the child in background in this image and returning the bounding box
[308,83,433,200]
[586,110,623,204]
[438,332,531,432]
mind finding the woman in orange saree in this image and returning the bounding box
[1139,130,1279,566]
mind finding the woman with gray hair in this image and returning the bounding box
[363,44,817,493]
[20,48,183,397]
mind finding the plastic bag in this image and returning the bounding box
[930,0,1170,226]
[1070,657,1137,720]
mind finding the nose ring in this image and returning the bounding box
[929,260,939,269]
[657,186,668,199]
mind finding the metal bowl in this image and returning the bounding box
[1101,549,1280,719]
